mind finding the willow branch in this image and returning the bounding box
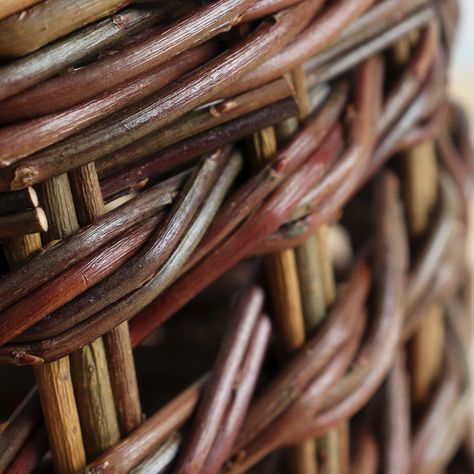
[0,177,177,314]
[2,0,320,191]
[0,43,217,167]
[0,0,131,58]
[0,7,164,102]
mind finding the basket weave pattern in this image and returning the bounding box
[0,0,472,473]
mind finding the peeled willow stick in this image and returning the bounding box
[69,161,143,437]
[1,233,42,267]
[393,32,444,405]
[0,0,131,58]
[34,174,87,474]
[0,7,166,103]
[0,0,42,20]
[244,73,316,473]
[351,431,378,474]
[66,164,123,459]
[0,207,48,238]
[0,187,38,215]
[404,142,444,405]
[383,350,410,474]
[291,65,344,474]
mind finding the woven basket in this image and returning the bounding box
[0,0,472,473]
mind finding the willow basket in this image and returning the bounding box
[0,0,472,473]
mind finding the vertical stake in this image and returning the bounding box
[37,173,87,474]
[245,67,317,473]
[393,36,444,405]
[69,162,143,436]
[292,65,346,474]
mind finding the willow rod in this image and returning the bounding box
[234,261,371,452]
[202,315,271,474]
[0,0,132,58]
[0,207,48,238]
[0,151,242,362]
[128,57,378,356]
[0,90,344,345]
[87,295,270,474]
[85,378,205,474]
[100,97,298,199]
[0,85,344,322]
[0,388,42,472]
[0,7,165,102]
[304,8,434,88]
[128,125,343,346]
[0,176,177,315]
[225,171,407,472]
[96,77,294,177]
[181,83,347,275]
[0,153,222,347]
[15,218,160,343]
[303,0,430,74]
[0,187,38,215]
[68,161,140,444]
[0,0,259,110]
[0,43,218,167]
[1,0,321,192]
[221,0,377,97]
[0,0,42,20]
[3,425,48,474]
[175,287,264,473]
[33,173,87,473]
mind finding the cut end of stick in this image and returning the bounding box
[37,207,48,233]
[27,185,39,208]
[11,351,45,365]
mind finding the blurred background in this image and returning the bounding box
[451,0,474,136]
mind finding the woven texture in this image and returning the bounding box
[0,0,472,473]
